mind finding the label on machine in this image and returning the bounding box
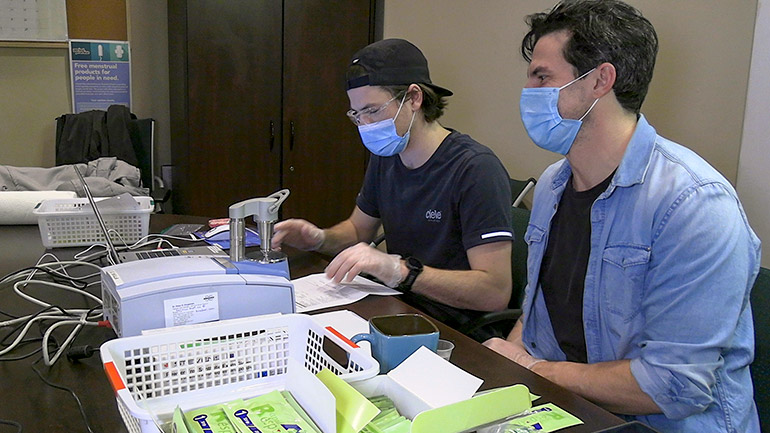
[163,292,220,328]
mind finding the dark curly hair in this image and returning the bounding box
[522,0,658,114]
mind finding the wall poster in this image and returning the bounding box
[69,39,131,113]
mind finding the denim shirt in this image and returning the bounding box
[520,115,761,432]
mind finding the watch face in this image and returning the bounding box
[406,256,423,270]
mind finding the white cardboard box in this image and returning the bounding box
[350,347,532,433]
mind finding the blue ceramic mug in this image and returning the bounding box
[351,314,439,373]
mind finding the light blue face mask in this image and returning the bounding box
[520,68,599,155]
[357,93,416,157]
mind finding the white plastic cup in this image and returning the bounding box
[436,339,455,361]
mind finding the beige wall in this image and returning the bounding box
[0,47,70,168]
[127,0,171,180]
[383,0,757,185]
[738,0,770,267]
[0,1,168,171]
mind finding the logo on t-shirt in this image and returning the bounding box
[425,209,442,222]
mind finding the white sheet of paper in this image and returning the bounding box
[292,273,400,313]
[389,346,484,408]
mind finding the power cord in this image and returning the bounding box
[66,345,97,363]
[31,355,95,433]
[0,419,22,433]
[1,256,105,366]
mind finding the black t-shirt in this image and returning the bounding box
[539,171,614,363]
[356,130,512,339]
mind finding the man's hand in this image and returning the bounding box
[271,219,325,251]
[325,242,405,288]
[483,337,544,369]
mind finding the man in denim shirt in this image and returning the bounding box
[484,1,761,431]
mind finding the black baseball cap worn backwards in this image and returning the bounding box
[346,38,453,97]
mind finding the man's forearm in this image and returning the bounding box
[498,321,659,415]
[413,266,511,311]
[315,219,362,256]
[531,359,661,415]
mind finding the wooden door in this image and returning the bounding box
[281,0,373,228]
[171,0,283,217]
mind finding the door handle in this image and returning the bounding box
[290,121,295,151]
[269,120,275,151]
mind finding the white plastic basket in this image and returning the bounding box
[100,314,379,433]
[33,196,153,248]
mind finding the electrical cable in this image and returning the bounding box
[31,356,95,433]
[1,258,103,330]
[0,295,102,366]
[66,344,97,362]
[0,345,42,362]
[13,278,102,312]
[0,419,22,433]
[71,232,209,264]
[0,306,68,346]
[41,311,99,365]
[1,265,93,288]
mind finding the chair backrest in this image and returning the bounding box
[511,177,536,208]
[751,266,770,432]
[128,118,155,191]
[509,206,531,309]
[55,107,155,192]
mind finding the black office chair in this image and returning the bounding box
[128,118,171,211]
[55,106,170,211]
[511,177,537,209]
[751,266,770,432]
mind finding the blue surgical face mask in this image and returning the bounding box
[520,68,599,155]
[357,93,416,157]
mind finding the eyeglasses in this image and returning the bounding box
[346,92,404,126]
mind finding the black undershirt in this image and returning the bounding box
[539,171,614,363]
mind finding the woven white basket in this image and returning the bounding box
[100,314,379,433]
[33,196,153,248]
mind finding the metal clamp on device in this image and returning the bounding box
[229,189,290,263]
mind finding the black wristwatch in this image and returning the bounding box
[398,256,423,293]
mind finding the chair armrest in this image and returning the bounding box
[457,308,522,336]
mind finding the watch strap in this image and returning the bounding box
[398,256,423,293]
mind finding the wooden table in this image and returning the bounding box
[0,214,623,432]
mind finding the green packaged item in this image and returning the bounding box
[185,403,238,433]
[363,395,412,433]
[172,405,191,433]
[224,389,321,433]
[381,419,411,433]
[280,390,323,433]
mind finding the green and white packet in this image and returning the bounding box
[280,390,323,433]
[363,395,411,433]
[184,403,238,433]
[478,403,583,433]
[224,389,322,433]
[172,405,191,433]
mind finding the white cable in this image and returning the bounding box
[0,312,92,356]
[29,260,102,280]
[72,233,207,263]
[0,311,99,327]
[0,310,101,362]
[14,279,102,309]
[42,313,98,366]
[73,243,108,261]
[0,254,104,364]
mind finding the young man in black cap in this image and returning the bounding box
[272,38,514,341]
